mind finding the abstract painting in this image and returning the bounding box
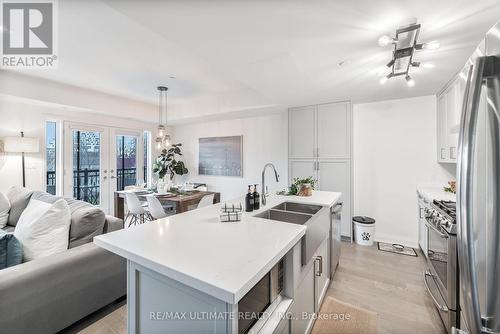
[199,136,243,177]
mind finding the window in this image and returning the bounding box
[143,131,150,185]
[45,121,57,195]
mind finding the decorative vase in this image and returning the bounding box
[297,183,313,197]
[157,178,166,194]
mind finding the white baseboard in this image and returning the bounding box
[373,233,418,249]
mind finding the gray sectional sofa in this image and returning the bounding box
[0,187,126,334]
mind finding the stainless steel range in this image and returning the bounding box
[424,200,458,333]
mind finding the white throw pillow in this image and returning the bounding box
[0,192,9,229]
[14,199,71,261]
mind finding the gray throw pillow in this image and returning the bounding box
[0,229,23,269]
[6,186,33,226]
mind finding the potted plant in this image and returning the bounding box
[153,144,189,189]
[278,177,317,196]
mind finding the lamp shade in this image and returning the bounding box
[3,136,40,153]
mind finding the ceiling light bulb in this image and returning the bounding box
[379,76,389,85]
[378,35,395,47]
[424,41,440,50]
[406,75,415,87]
[421,63,435,69]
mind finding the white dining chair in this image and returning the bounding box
[197,194,215,209]
[146,196,169,219]
[125,192,150,227]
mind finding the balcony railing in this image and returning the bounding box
[46,167,140,205]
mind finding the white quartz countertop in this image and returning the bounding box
[417,186,456,202]
[94,191,341,304]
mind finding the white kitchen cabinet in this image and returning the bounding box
[290,263,315,334]
[289,160,316,183]
[288,101,353,239]
[418,197,428,257]
[317,102,351,159]
[289,106,316,159]
[318,160,351,238]
[437,66,468,163]
[314,237,330,312]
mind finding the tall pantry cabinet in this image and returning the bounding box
[288,101,353,239]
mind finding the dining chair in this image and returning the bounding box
[197,194,215,209]
[146,196,169,219]
[125,192,151,227]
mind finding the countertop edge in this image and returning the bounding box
[94,225,307,304]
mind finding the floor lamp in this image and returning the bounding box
[3,132,40,187]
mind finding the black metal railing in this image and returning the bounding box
[117,167,137,191]
[46,167,138,205]
[73,169,101,205]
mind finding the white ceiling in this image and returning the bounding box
[8,0,500,122]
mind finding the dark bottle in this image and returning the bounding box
[245,185,254,212]
[253,184,260,210]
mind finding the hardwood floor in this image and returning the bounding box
[328,242,446,334]
[62,242,446,334]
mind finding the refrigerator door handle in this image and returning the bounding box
[457,55,500,334]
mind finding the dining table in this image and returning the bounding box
[113,189,221,220]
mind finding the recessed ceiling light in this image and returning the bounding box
[406,75,415,87]
[421,63,435,68]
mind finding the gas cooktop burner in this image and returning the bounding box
[432,200,456,220]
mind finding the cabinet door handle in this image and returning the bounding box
[440,148,447,159]
[317,147,320,157]
[450,147,457,159]
[315,256,323,276]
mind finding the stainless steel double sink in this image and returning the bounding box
[254,202,329,265]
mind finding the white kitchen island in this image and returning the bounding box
[94,191,342,334]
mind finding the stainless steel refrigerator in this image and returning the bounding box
[455,21,500,334]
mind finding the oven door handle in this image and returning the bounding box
[424,220,448,239]
[424,270,449,312]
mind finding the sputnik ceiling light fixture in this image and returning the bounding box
[155,86,171,150]
[378,22,439,87]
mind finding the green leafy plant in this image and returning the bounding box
[277,176,317,196]
[153,143,189,181]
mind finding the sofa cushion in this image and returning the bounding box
[31,191,105,248]
[14,199,71,261]
[0,192,10,229]
[0,230,22,269]
[6,187,33,227]
[65,198,105,248]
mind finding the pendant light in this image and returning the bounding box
[155,86,170,150]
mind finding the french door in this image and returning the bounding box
[63,122,145,214]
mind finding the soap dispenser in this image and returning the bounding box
[253,184,260,210]
[245,185,254,212]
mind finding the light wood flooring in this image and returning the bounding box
[61,242,446,334]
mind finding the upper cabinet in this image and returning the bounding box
[317,102,351,159]
[289,102,352,160]
[437,68,467,163]
[289,106,316,159]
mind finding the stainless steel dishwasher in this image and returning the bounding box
[330,202,343,278]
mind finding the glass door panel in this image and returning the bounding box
[72,130,102,205]
[63,122,109,212]
[116,135,138,191]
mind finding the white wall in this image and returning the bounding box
[172,112,288,201]
[353,95,455,247]
[0,99,158,194]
